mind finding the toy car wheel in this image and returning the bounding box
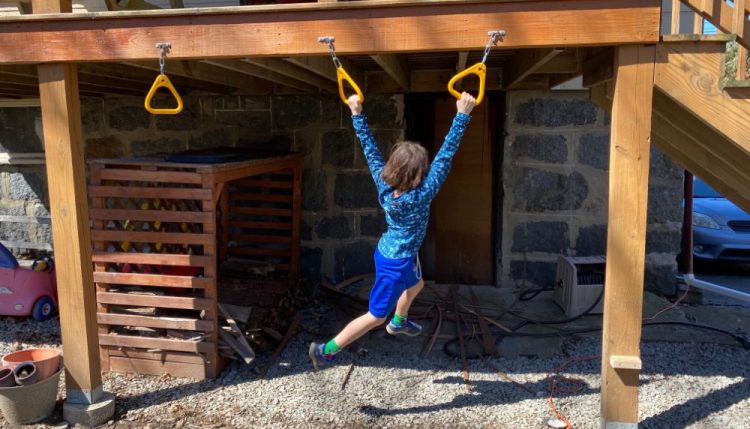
[32,296,55,321]
[32,254,54,272]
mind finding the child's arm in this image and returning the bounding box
[348,95,386,188]
[421,92,475,200]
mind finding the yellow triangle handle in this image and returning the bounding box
[336,66,364,104]
[447,62,487,106]
[145,73,184,115]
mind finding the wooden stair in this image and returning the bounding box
[591,39,750,214]
[652,39,750,213]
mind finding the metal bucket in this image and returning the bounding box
[0,366,61,424]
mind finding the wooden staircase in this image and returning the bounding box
[590,1,750,213]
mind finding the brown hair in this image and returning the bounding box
[381,141,429,192]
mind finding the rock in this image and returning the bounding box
[512,221,569,253]
[512,134,568,163]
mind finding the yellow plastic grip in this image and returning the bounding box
[336,66,364,104]
[145,73,184,115]
[447,62,487,106]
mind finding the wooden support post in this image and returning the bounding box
[38,61,106,404]
[33,2,113,423]
[600,44,655,429]
[733,0,747,80]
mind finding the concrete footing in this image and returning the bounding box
[63,392,115,427]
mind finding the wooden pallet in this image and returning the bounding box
[89,154,302,379]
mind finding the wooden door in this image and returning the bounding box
[421,96,494,284]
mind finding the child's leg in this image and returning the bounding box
[394,279,424,317]
[333,312,386,349]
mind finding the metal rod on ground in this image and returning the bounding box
[452,287,471,393]
[683,274,750,303]
[260,312,302,378]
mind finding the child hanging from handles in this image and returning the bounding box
[309,91,476,368]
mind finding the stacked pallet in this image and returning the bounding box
[88,154,302,379]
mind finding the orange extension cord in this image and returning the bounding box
[547,284,691,428]
[546,355,599,429]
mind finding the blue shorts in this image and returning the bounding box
[368,247,422,318]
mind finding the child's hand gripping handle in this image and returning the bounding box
[447,62,487,107]
[337,66,364,105]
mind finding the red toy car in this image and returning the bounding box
[0,244,57,321]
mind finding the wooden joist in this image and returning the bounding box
[203,59,318,92]
[123,60,272,92]
[244,58,339,93]
[371,54,410,90]
[582,48,614,88]
[504,48,564,89]
[0,0,661,64]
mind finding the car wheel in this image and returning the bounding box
[32,296,55,321]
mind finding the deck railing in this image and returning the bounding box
[674,0,749,80]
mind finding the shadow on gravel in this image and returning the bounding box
[640,378,750,428]
[357,374,598,417]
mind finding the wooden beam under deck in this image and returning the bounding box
[0,0,660,64]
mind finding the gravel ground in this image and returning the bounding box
[1,308,749,429]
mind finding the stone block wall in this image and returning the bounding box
[3,94,404,279]
[503,91,683,294]
[0,107,51,251]
[0,91,683,293]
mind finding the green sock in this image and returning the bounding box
[323,339,341,355]
[393,313,407,327]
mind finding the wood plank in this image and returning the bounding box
[284,56,338,82]
[99,333,213,353]
[109,356,206,379]
[230,207,293,217]
[228,193,292,203]
[218,303,255,359]
[291,163,302,280]
[98,313,214,331]
[106,349,205,364]
[89,208,214,223]
[681,0,750,49]
[202,59,318,92]
[79,63,234,94]
[651,92,750,213]
[199,186,219,379]
[504,48,563,89]
[228,247,292,257]
[367,68,502,93]
[582,47,614,88]
[93,272,212,289]
[243,58,339,93]
[654,42,750,154]
[229,220,292,230]
[671,0,681,34]
[600,44,655,427]
[217,330,255,364]
[97,291,213,310]
[233,179,294,189]
[88,185,211,200]
[371,54,410,90]
[230,234,292,244]
[0,1,661,64]
[534,49,581,74]
[97,169,203,185]
[91,230,214,245]
[37,38,104,402]
[91,251,212,267]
